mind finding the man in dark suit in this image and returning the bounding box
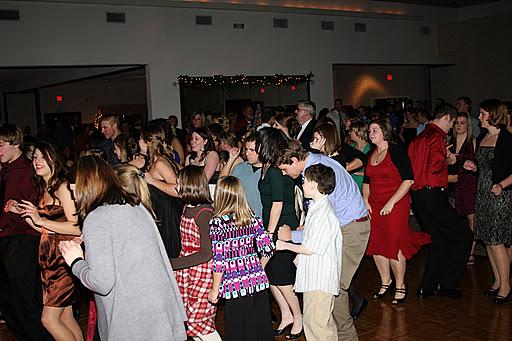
[295,100,317,149]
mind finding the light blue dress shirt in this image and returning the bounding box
[291,152,368,243]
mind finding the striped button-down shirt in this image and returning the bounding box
[294,195,343,296]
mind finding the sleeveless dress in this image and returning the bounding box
[474,147,512,245]
[149,184,183,258]
[350,142,372,191]
[451,138,477,216]
[259,167,298,285]
[38,205,77,307]
[365,152,430,260]
[175,205,217,337]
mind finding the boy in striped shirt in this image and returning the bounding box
[276,164,342,341]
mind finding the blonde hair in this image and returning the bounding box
[350,121,369,142]
[114,164,155,218]
[213,176,253,227]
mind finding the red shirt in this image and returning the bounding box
[0,155,39,237]
[408,124,448,191]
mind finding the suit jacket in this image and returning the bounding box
[298,119,317,150]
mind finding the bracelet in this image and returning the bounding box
[497,183,504,190]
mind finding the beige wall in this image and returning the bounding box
[431,13,512,113]
[333,65,429,107]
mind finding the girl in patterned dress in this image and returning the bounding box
[208,176,275,341]
[170,165,221,341]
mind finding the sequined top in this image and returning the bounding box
[209,214,274,300]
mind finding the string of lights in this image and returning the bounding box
[178,73,313,88]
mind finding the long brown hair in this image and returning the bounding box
[33,142,67,203]
[140,125,180,175]
[213,176,253,227]
[450,112,474,155]
[75,155,138,224]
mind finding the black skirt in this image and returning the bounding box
[224,290,273,341]
[149,185,183,258]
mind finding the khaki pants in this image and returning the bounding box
[303,291,337,341]
[332,219,370,341]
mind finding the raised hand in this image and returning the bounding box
[19,200,43,226]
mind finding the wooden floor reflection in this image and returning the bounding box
[1,248,510,340]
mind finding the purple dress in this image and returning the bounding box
[452,137,477,216]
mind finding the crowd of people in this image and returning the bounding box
[0,95,511,341]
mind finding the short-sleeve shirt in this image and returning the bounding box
[232,162,263,218]
[258,167,298,229]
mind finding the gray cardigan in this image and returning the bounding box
[72,204,187,341]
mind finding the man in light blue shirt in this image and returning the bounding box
[277,139,370,341]
[231,132,263,218]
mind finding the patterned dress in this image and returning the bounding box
[474,147,512,245]
[174,205,217,337]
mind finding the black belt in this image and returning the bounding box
[424,186,446,191]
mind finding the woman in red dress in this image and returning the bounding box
[363,119,430,304]
[449,112,477,265]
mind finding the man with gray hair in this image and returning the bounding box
[295,100,317,149]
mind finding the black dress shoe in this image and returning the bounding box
[483,287,500,297]
[416,287,437,298]
[286,329,303,340]
[492,291,511,304]
[392,287,407,305]
[437,289,462,299]
[351,298,368,320]
[373,281,394,299]
[273,324,292,337]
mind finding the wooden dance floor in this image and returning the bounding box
[1,246,510,340]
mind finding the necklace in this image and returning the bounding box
[374,148,388,164]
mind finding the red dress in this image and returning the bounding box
[175,206,217,337]
[365,152,430,260]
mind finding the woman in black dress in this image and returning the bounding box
[139,125,183,258]
[257,128,302,339]
[464,99,512,304]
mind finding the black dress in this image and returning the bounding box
[149,185,183,258]
[259,167,298,286]
[474,147,512,245]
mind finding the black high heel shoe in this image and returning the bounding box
[273,323,292,337]
[286,328,303,340]
[392,287,407,305]
[483,287,500,297]
[492,291,511,304]
[373,281,394,299]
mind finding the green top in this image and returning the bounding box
[350,142,372,191]
[258,167,298,230]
